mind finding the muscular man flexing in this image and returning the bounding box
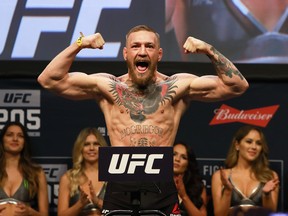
[38,25,248,215]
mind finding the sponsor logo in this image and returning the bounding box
[108,153,163,174]
[170,203,181,216]
[0,90,40,107]
[42,164,67,182]
[0,89,41,136]
[209,104,279,127]
[99,147,173,181]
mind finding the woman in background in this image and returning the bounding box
[58,127,108,216]
[211,125,279,216]
[0,121,49,216]
[173,141,207,216]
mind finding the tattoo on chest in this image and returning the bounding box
[130,137,157,146]
[109,77,177,123]
[120,124,163,141]
[137,137,149,146]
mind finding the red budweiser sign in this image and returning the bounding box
[210,104,279,127]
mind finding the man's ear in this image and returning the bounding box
[158,48,163,61]
[123,47,127,61]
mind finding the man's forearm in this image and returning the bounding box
[207,46,248,93]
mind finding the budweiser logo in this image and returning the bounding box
[210,104,279,127]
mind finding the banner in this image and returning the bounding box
[1,0,287,63]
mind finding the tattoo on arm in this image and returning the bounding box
[209,47,244,80]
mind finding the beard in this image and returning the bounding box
[127,62,157,88]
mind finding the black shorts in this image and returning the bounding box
[102,181,181,216]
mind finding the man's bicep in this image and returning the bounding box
[47,72,100,99]
[187,76,221,100]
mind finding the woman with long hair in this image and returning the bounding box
[58,127,108,216]
[173,141,207,216]
[0,121,49,216]
[212,125,279,216]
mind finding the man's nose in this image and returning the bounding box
[138,45,147,55]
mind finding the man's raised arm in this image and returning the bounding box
[37,33,105,94]
[183,36,249,101]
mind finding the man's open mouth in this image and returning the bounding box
[136,61,149,73]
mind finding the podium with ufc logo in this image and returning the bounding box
[99,147,174,216]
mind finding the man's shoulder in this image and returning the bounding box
[156,71,196,81]
[156,71,169,80]
[170,72,198,79]
[117,73,129,81]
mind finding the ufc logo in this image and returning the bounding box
[108,154,163,174]
[41,164,67,182]
[0,90,40,107]
[99,147,173,181]
[4,93,31,103]
[0,0,132,59]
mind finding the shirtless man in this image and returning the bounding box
[38,25,249,215]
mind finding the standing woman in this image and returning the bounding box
[0,121,49,216]
[173,142,207,216]
[211,125,279,216]
[58,127,108,216]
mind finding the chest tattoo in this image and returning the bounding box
[130,137,157,146]
[109,77,178,123]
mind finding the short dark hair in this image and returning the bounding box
[126,25,160,45]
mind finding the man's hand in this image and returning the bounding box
[183,36,209,54]
[82,33,105,49]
